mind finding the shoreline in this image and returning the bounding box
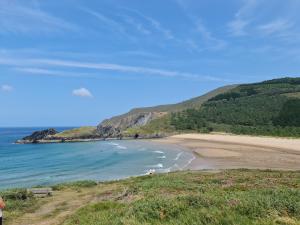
[7,132,300,190]
[15,136,164,144]
[153,133,300,171]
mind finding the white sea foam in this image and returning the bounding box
[116,145,127,149]
[147,163,163,168]
[108,142,119,146]
[108,142,127,149]
[145,169,156,175]
[153,150,164,154]
[160,168,171,173]
[174,152,183,161]
[182,156,196,169]
[169,163,181,170]
[157,155,166,159]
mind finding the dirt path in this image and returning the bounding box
[9,184,120,225]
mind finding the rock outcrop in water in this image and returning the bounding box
[17,128,58,144]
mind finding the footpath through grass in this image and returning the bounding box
[2,170,300,225]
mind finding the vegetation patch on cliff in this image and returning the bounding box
[53,126,97,139]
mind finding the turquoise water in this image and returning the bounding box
[0,128,195,190]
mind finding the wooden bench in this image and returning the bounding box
[27,188,53,197]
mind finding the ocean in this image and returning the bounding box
[0,127,195,190]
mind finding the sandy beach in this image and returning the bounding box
[154,133,300,171]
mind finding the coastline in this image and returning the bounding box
[153,133,300,171]
[15,136,164,144]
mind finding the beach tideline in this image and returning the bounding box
[155,133,300,170]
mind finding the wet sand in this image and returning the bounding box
[153,133,300,171]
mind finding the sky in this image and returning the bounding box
[0,0,300,127]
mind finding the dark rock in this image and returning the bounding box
[96,125,121,138]
[21,128,58,143]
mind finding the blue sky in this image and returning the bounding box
[0,0,300,127]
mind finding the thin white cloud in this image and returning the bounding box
[81,8,137,41]
[258,19,294,36]
[14,67,97,78]
[173,1,226,51]
[1,84,13,92]
[122,15,151,35]
[145,17,174,40]
[82,8,125,33]
[228,19,249,36]
[195,21,227,50]
[228,0,257,36]
[72,88,93,98]
[123,8,174,40]
[0,56,224,81]
[0,0,78,34]
[33,58,221,81]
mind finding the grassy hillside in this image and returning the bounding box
[3,170,300,225]
[169,77,300,137]
[53,126,97,138]
[99,85,236,128]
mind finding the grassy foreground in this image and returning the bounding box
[2,170,300,225]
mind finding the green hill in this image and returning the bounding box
[169,77,300,137]
[46,77,300,140]
[97,85,236,138]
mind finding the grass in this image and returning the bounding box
[4,170,300,225]
[54,126,97,138]
[282,92,300,99]
[0,189,40,223]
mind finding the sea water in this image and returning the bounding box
[0,128,195,190]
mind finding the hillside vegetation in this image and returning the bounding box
[53,126,97,138]
[3,170,300,225]
[169,77,300,137]
[126,77,300,138]
[96,85,236,137]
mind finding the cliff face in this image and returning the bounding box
[97,112,166,138]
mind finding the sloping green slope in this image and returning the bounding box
[97,85,236,137]
[170,77,300,137]
[129,84,237,113]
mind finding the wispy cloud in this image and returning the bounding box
[0,56,224,81]
[72,88,93,98]
[228,19,250,36]
[144,16,174,40]
[14,67,98,78]
[258,19,294,36]
[0,0,78,35]
[32,58,222,81]
[121,15,151,35]
[82,8,125,34]
[173,2,226,51]
[195,21,227,50]
[123,8,174,40]
[228,0,257,36]
[1,84,14,92]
